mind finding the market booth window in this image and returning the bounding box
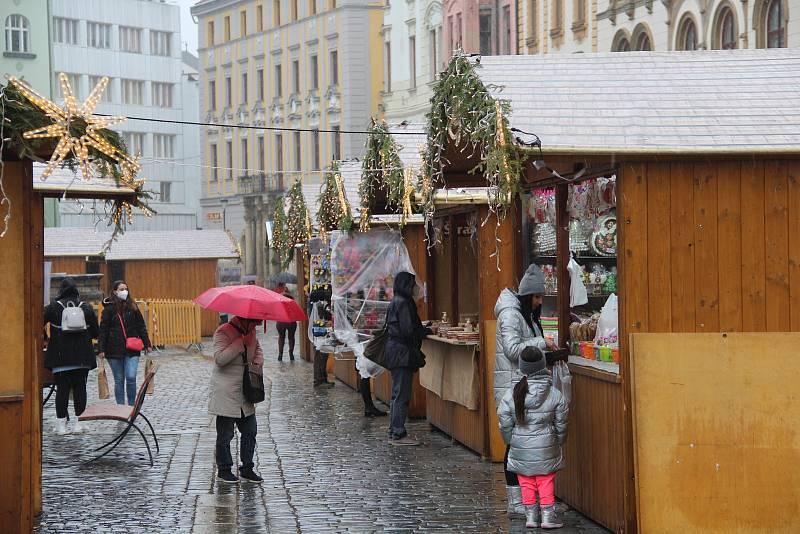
[429,213,480,329]
[523,175,619,374]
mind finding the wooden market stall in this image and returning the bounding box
[412,50,800,533]
[0,75,154,533]
[44,227,239,336]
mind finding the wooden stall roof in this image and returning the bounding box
[44,228,240,261]
[32,163,136,199]
[472,50,800,156]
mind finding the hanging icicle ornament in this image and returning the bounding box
[9,74,127,180]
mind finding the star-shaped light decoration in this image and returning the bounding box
[9,73,128,180]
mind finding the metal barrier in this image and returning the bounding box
[146,299,202,349]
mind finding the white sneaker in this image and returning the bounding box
[72,420,87,433]
[54,418,68,435]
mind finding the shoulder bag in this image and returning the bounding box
[363,322,389,369]
[118,313,145,352]
[241,350,265,404]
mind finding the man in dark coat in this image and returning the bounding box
[43,277,99,434]
[384,271,430,446]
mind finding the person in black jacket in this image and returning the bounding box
[384,271,431,446]
[43,277,99,435]
[98,280,151,405]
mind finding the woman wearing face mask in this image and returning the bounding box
[98,280,152,405]
[493,264,557,518]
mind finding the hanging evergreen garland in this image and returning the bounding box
[423,53,525,222]
[286,178,311,247]
[358,118,405,231]
[271,196,290,266]
[317,161,353,235]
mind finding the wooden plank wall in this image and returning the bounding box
[0,162,38,533]
[557,371,626,532]
[124,259,220,336]
[620,159,800,335]
[47,257,86,276]
[619,158,800,533]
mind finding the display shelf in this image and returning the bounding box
[426,334,480,347]
[531,255,617,261]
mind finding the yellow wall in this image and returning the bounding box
[197,1,384,199]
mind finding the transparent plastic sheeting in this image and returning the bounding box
[331,230,418,378]
[307,233,339,352]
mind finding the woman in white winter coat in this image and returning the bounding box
[494,264,556,517]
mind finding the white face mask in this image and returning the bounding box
[116,290,129,301]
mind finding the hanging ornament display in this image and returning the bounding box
[10,74,130,180]
[317,162,353,235]
[0,75,152,240]
[286,178,311,247]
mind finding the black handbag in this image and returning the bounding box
[241,352,265,404]
[363,322,389,369]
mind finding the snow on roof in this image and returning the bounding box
[45,228,239,260]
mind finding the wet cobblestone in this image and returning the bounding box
[36,327,608,533]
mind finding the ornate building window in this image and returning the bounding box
[612,31,631,52]
[766,0,786,48]
[714,6,738,49]
[677,16,698,50]
[630,24,653,51]
[5,14,30,53]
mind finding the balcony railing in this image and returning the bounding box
[238,173,286,195]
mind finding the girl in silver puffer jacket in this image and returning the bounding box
[498,347,569,529]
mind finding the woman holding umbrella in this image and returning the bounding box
[195,284,307,483]
[209,315,264,484]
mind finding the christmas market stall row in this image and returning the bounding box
[409,50,800,533]
[0,76,153,532]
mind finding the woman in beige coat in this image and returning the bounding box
[209,316,265,484]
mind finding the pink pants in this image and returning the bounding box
[518,473,556,506]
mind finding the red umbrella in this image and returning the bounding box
[194,285,307,322]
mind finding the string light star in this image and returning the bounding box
[9,73,128,180]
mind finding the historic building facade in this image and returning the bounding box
[380,0,444,123]
[50,0,201,231]
[516,0,797,54]
[192,0,384,284]
[443,0,518,58]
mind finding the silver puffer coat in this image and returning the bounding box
[493,289,547,408]
[497,373,569,476]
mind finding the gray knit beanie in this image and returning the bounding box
[518,264,546,296]
[519,346,547,376]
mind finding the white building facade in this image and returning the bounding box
[380,0,444,122]
[597,0,798,52]
[51,0,201,231]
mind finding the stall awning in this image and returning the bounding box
[475,50,800,156]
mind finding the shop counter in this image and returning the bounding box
[420,334,490,457]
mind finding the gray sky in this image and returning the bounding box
[176,0,199,55]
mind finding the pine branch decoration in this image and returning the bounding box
[317,162,353,235]
[286,178,310,247]
[358,118,405,231]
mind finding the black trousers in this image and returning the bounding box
[215,411,257,472]
[313,350,330,384]
[54,369,89,419]
[504,444,519,486]
[276,322,297,359]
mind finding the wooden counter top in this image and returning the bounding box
[426,334,480,348]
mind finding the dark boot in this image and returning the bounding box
[360,377,386,417]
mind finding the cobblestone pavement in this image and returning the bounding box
[36,327,609,534]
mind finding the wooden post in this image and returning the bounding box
[555,184,570,346]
